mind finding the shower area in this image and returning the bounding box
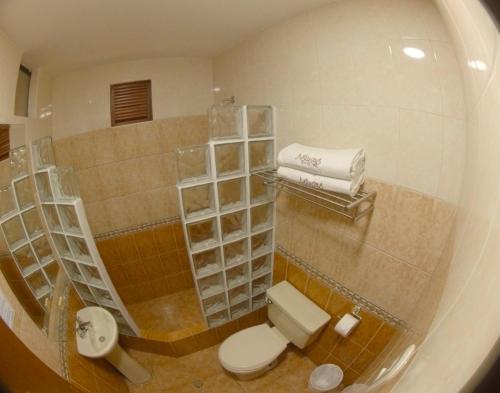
[0,103,273,339]
[90,103,278,334]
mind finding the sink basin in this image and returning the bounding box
[76,306,118,358]
[75,306,150,384]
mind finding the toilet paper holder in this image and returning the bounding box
[351,305,362,320]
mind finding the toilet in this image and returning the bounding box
[218,281,331,380]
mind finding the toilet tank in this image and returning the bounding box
[266,281,331,349]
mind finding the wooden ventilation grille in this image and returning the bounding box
[110,80,152,126]
[0,125,10,161]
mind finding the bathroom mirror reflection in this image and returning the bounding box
[0,123,65,335]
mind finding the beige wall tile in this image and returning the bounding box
[93,128,118,165]
[97,162,122,200]
[118,158,144,195]
[77,167,103,203]
[71,132,96,170]
[136,121,162,156]
[397,109,443,195]
[140,154,166,190]
[112,124,138,161]
[53,138,75,167]
[102,197,129,230]
[84,201,111,235]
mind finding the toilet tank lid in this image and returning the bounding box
[266,281,331,334]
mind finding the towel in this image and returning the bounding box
[277,166,364,197]
[277,143,365,182]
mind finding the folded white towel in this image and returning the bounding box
[277,166,364,197]
[277,143,365,182]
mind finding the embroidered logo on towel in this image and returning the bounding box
[299,176,323,189]
[294,153,322,168]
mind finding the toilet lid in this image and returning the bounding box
[218,324,288,373]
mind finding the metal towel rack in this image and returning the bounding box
[254,170,376,221]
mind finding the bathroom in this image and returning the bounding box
[0,0,499,392]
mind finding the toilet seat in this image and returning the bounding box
[218,323,288,373]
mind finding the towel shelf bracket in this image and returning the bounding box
[254,169,376,221]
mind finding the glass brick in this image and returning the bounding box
[251,230,273,257]
[207,309,229,328]
[181,183,216,219]
[21,207,43,239]
[247,105,273,138]
[252,253,272,278]
[220,209,247,241]
[32,235,53,265]
[228,283,249,306]
[223,238,248,267]
[209,105,243,140]
[31,136,55,170]
[249,140,274,172]
[214,142,244,177]
[197,272,225,298]
[176,145,211,184]
[252,273,271,296]
[14,177,34,209]
[202,293,227,315]
[250,174,274,204]
[2,216,27,249]
[13,244,39,275]
[226,263,249,289]
[67,236,92,263]
[186,217,219,251]
[58,205,81,234]
[250,202,274,232]
[0,186,16,218]
[192,247,222,277]
[218,177,246,211]
[230,301,250,319]
[43,204,62,231]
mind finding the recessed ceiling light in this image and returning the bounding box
[403,47,425,59]
[468,60,487,71]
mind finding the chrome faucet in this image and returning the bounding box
[76,316,92,338]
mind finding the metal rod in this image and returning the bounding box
[277,188,355,219]
[253,169,377,221]
[255,172,349,209]
[346,191,377,210]
[257,170,356,204]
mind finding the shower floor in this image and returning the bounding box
[128,288,204,332]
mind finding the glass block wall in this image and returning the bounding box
[0,137,140,336]
[31,136,140,335]
[0,145,56,312]
[177,105,276,328]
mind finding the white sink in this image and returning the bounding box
[75,306,150,384]
[76,306,118,358]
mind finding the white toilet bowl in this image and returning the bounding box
[218,323,289,380]
[218,281,331,380]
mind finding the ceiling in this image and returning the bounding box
[0,0,332,75]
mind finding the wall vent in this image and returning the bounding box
[110,80,152,127]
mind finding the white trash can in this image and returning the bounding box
[308,364,344,392]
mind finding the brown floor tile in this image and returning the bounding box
[128,288,204,332]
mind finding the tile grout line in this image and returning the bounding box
[94,216,181,240]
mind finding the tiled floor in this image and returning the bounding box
[127,345,316,393]
[128,289,204,332]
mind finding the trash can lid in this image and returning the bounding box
[309,364,344,391]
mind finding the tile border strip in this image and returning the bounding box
[276,244,408,328]
[94,216,181,240]
[58,283,70,380]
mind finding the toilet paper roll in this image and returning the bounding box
[334,313,360,337]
